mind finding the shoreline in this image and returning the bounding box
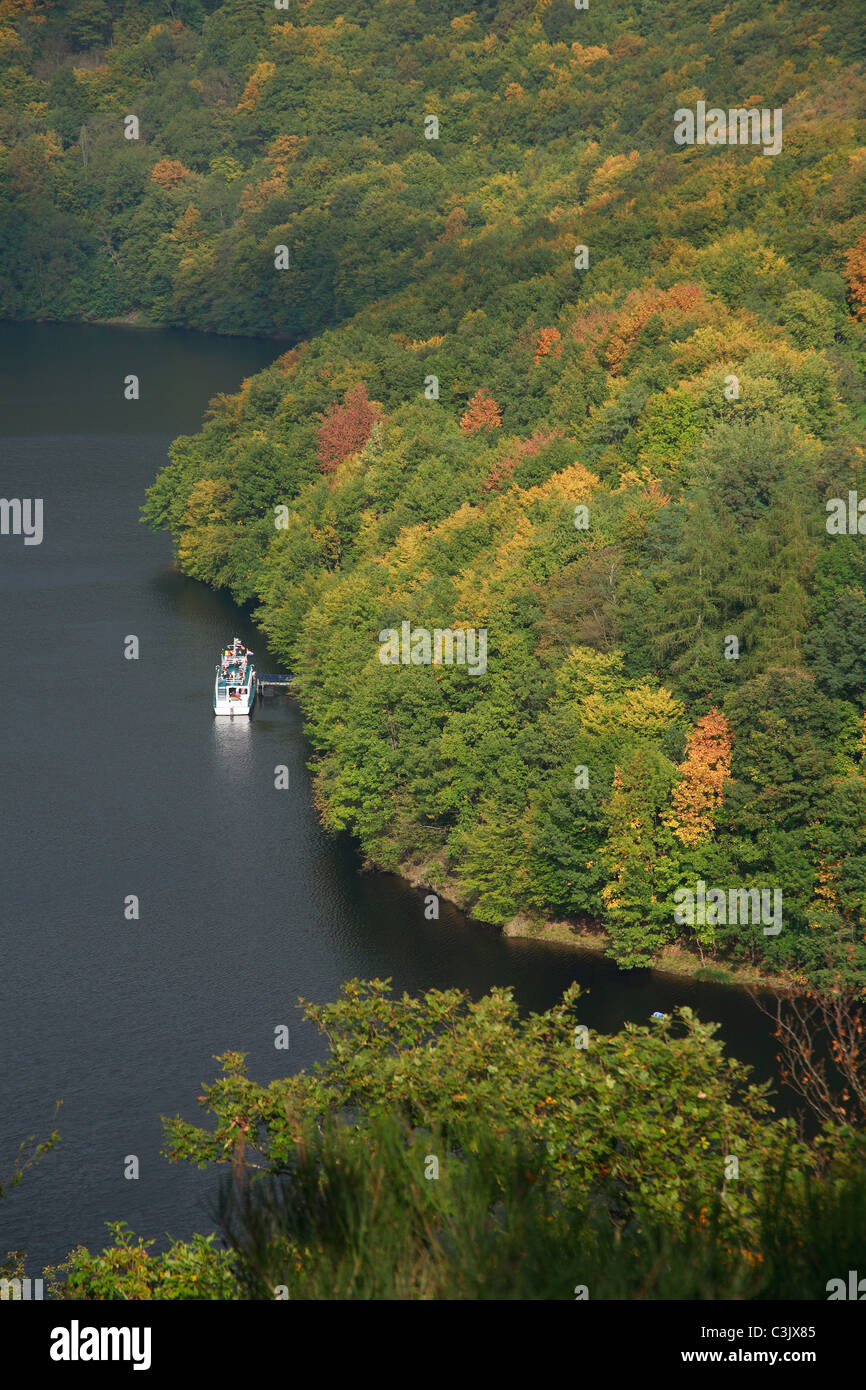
[2,312,294,343]
[394,861,795,996]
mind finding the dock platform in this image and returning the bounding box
[258,674,294,696]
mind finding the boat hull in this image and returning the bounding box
[213,678,257,716]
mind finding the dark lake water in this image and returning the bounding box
[0,322,794,1278]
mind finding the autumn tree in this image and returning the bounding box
[534,327,562,363]
[150,158,191,189]
[236,61,276,115]
[316,384,381,475]
[460,389,502,434]
[666,708,733,848]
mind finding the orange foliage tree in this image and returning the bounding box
[150,158,191,188]
[460,388,502,434]
[316,384,381,474]
[534,327,562,363]
[666,707,733,847]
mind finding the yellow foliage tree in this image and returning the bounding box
[582,682,685,739]
[236,61,276,115]
[181,478,230,529]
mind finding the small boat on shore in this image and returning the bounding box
[214,637,257,716]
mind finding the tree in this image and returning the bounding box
[534,327,562,363]
[459,389,502,434]
[601,746,680,966]
[150,158,191,189]
[723,668,841,834]
[161,978,810,1248]
[666,708,733,848]
[805,590,866,705]
[758,979,866,1128]
[316,384,381,475]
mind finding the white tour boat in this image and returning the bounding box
[214,637,257,716]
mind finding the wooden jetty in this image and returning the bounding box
[258,674,294,696]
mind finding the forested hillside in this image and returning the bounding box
[6,0,866,980]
